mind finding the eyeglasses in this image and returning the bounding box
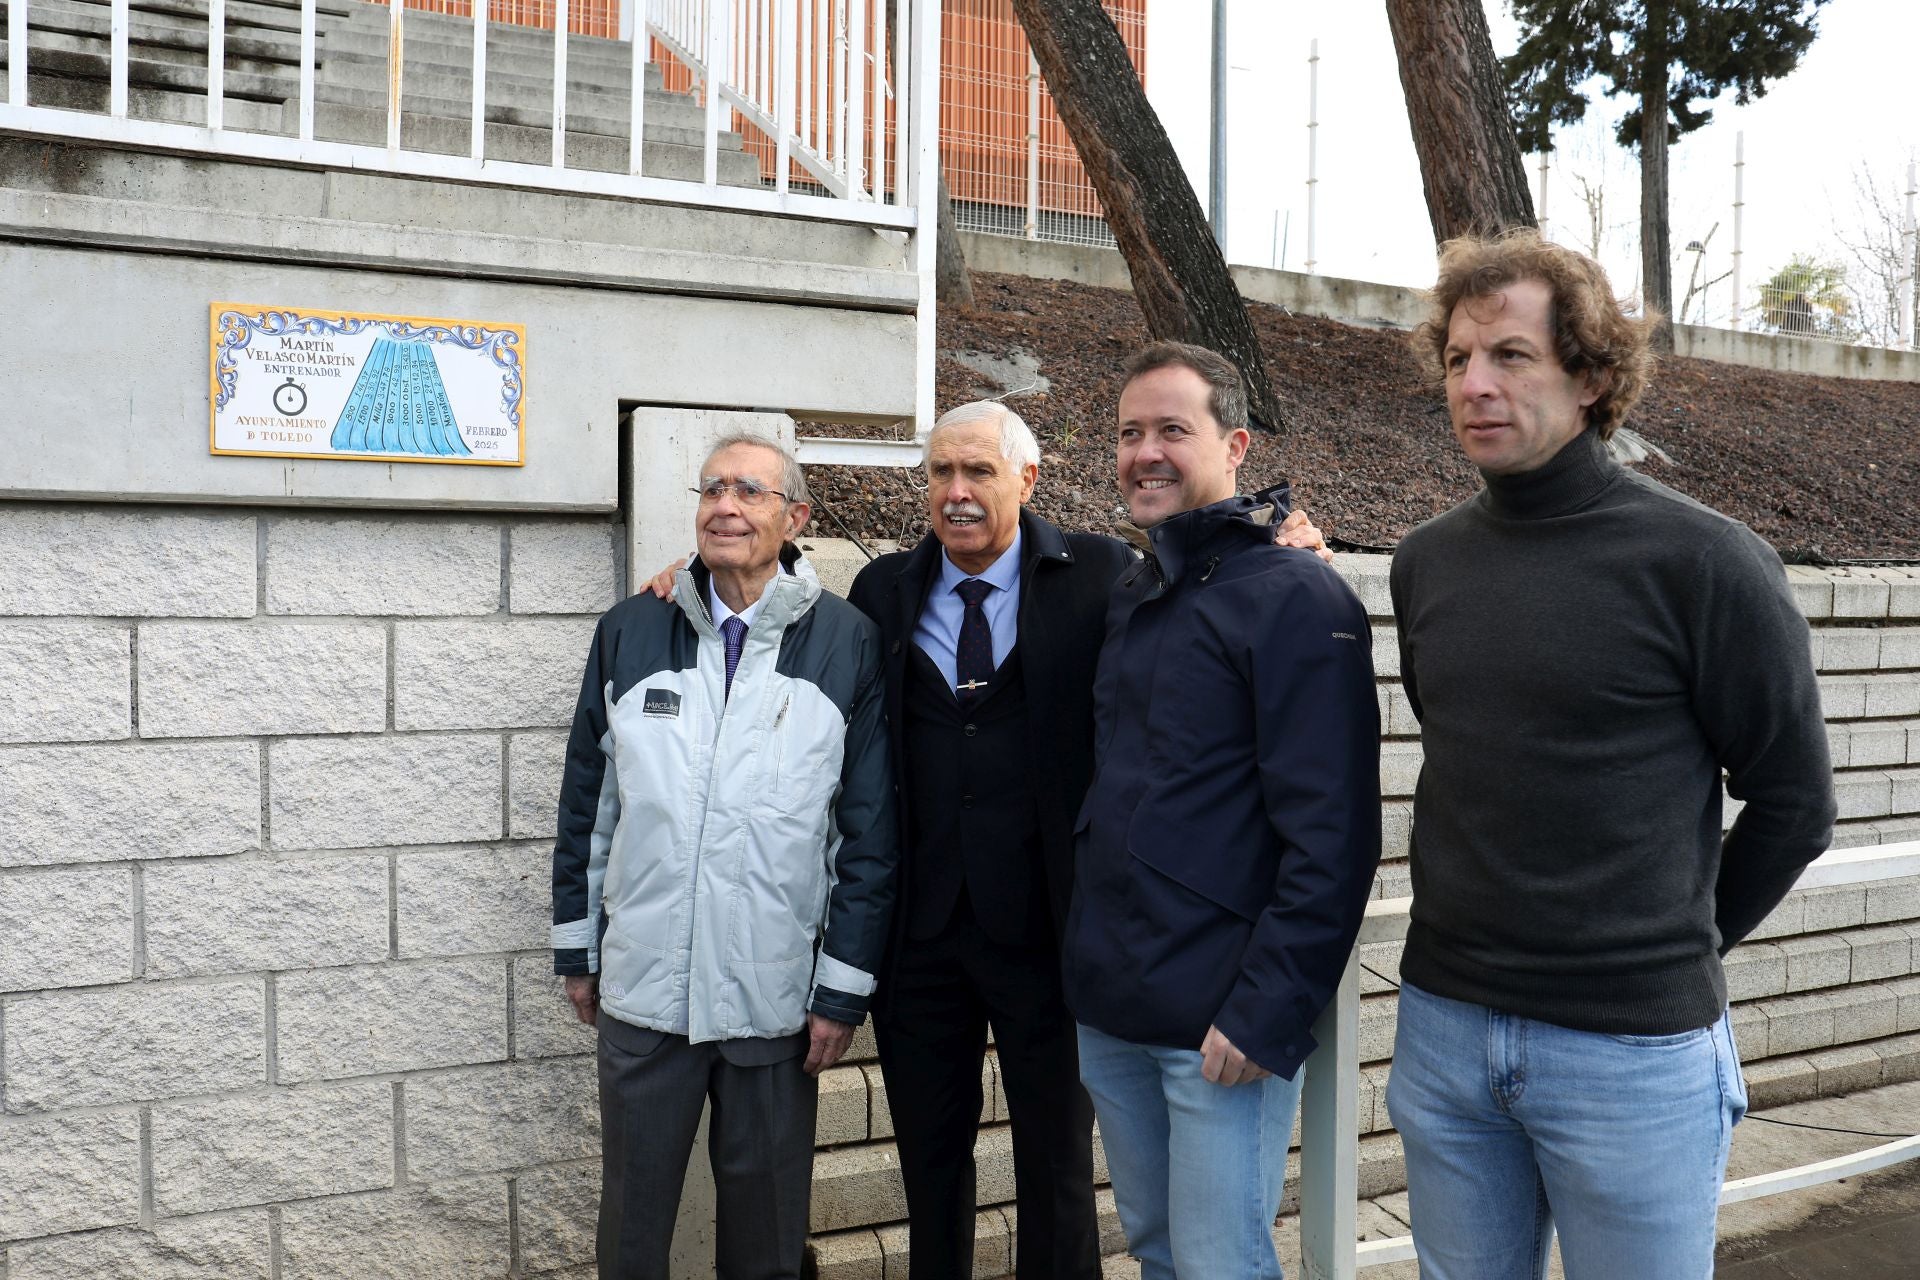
[691,478,789,507]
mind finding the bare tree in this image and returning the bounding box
[1834,163,1918,347]
[1556,120,1634,264]
[1006,0,1287,431]
[1384,0,1536,243]
[1571,171,1609,261]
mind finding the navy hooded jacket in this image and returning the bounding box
[1060,488,1382,1080]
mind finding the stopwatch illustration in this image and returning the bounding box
[273,377,309,417]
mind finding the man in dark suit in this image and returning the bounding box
[848,402,1128,1280]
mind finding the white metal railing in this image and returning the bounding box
[0,0,940,447]
[0,0,929,223]
[1297,839,1920,1279]
[645,0,906,205]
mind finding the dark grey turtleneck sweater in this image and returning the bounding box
[1390,428,1836,1035]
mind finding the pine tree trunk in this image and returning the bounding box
[1006,0,1287,433]
[935,173,976,311]
[1639,0,1674,352]
[1384,0,1536,244]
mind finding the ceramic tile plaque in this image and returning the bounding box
[210,303,526,465]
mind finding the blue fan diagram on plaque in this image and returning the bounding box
[209,304,525,466]
[331,339,473,457]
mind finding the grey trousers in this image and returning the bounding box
[595,1012,819,1280]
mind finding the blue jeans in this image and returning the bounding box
[1386,980,1747,1280]
[1076,1023,1303,1280]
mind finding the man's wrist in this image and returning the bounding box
[807,986,868,1025]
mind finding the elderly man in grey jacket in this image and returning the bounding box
[551,433,898,1280]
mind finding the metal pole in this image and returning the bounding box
[1731,131,1745,331]
[7,0,27,108]
[627,0,646,174]
[474,0,490,162]
[1025,49,1040,240]
[1305,37,1318,275]
[775,0,794,194]
[110,0,128,118]
[1298,952,1361,1280]
[298,0,316,141]
[1538,149,1550,235]
[848,0,866,197]
[552,0,570,169]
[1209,0,1227,251]
[912,0,942,439]
[704,0,728,186]
[1901,158,1916,350]
[385,0,403,157]
[208,0,226,131]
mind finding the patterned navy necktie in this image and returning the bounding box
[721,615,747,701]
[954,578,993,705]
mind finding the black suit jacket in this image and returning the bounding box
[847,509,1136,959]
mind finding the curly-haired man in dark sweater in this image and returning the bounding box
[1384,230,1837,1280]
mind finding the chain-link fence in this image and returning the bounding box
[941,0,1145,248]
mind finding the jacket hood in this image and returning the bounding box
[675,543,821,637]
[1127,482,1294,585]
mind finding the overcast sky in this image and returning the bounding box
[1142,0,1915,325]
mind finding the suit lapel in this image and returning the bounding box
[885,533,944,724]
[1014,510,1072,730]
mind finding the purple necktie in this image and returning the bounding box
[954,578,993,705]
[721,615,747,700]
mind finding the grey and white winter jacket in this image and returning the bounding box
[550,551,898,1040]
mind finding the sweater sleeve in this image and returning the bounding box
[552,613,620,977]
[1212,567,1384,1078]
[808,629,900,1024]
[1689,527,1837,951]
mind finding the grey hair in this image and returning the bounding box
[703,432,810,506]
[924,400,1041,471]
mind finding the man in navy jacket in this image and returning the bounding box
[1061,342,1382,1280]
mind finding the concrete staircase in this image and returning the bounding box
[0,0,764,182]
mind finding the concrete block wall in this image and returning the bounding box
[958,231,1920,383]
[3,510,1917,1278]
[0,501,623,1279]
[775,553,1920,1275]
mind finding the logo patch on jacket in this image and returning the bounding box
[642,688,681,718]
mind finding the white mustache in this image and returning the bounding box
[942,502,987,520]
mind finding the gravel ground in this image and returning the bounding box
[804,271,1920,562]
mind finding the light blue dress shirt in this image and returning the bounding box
[913,528,1023,693]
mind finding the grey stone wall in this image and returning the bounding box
[0,502,620,1279]
[2,514,1916,1279]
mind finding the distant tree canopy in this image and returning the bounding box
[1505,0,1829,350]
[1759,254,1856,339]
